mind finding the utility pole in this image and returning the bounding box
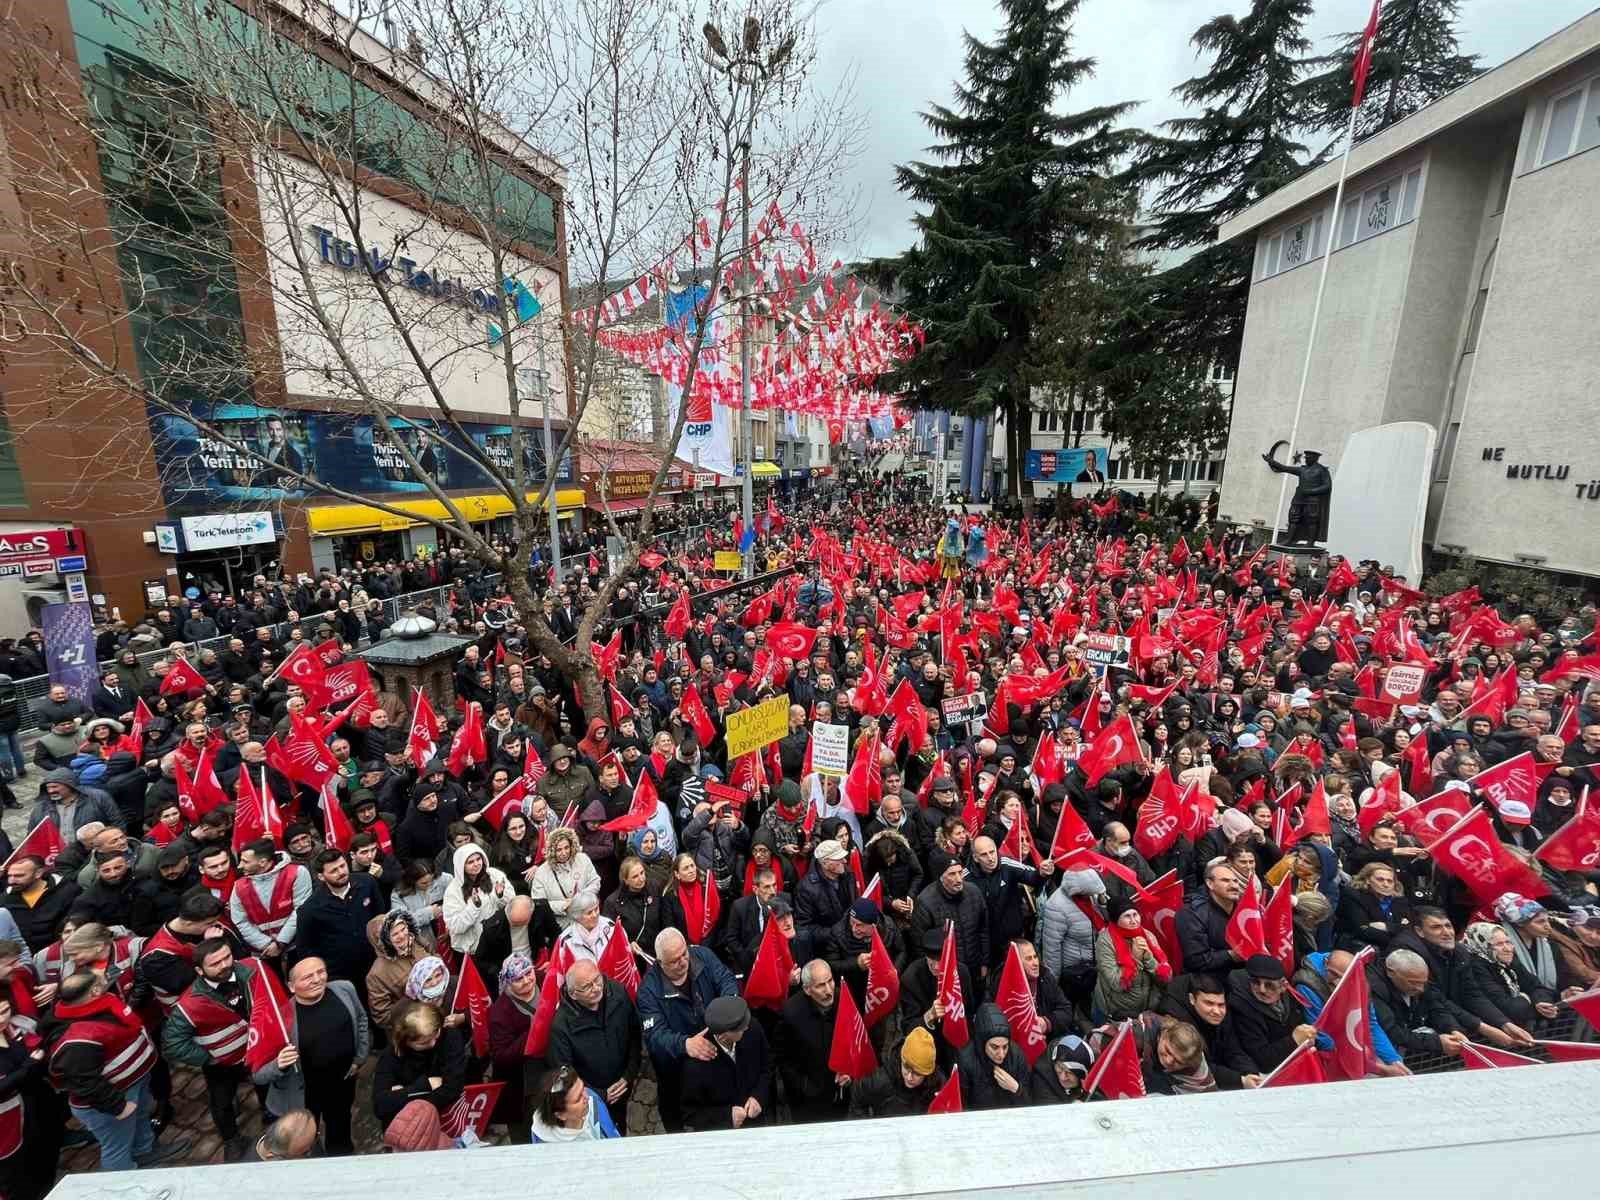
[738,138,755,579]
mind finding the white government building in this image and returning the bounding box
[1217,9,1600,578]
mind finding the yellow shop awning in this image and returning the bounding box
[749,460,781,478]
[308,489,587,536]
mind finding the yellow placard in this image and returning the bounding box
[724,693,790,760]
[713,550,745,572]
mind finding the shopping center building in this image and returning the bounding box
[0,0,578,625]
[1216,9,1600,578]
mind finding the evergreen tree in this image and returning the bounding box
[871,0,1135,497]
[1302,0,1481,142]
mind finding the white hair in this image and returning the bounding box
[654,928,687,959]
[1385,948,1427,975]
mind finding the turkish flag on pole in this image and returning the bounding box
[926,1070,962,1114]
[1077,715,1146,787]
[1391,786,1475,843]
[1263,880,1297,978]
[447,702,489,776]
[1225,883,1268,959]
[407,689,439,769]
[600,768,659,833]
[1,819,65,871]
[1082,1021,1145,1100]
[159,656,208,697]
[679,684,717,748]
[863,928,899,1028]
[1259,1039,1327,1088]
[827,980,877,1082]
[477,777,529,833]
[1314,945,1377,1081]
[244,957,294,1073]
[452,956,493,1057]
[764,621,818,662]
[1046,800,1096,864]
[663,590,692,640]
[1425,805,1550,903]
[1459,1041,1541,1070]
[1535,788,1600,872]
[1133,870,1186,973]
[994,942,1047,1066]
[936,922,969,1048]
[1358,769,1405,836]
[744,916,796,1011]
[270,643,329,707]
[319,781,355,852]
[597,921,641,1001]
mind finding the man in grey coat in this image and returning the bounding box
[29,769,121,841]
[251,956,369,1154]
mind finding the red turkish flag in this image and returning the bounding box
[679,684,716,748]
[244,957,294,1073]
[407,689,439,769]
[597,921,641,1000]
[1314,946,1377,1081]
[2,819,65,871]
[1225,882,1268,960]
[1535,790,1600,872]
[1133,869,1186,973]
[765,621,818,661]
[1466,751,1538,826]
[1562,984,1600,1034]
[743,915,796,1011]
[827,979,877,1082]
[936,922,969,1048]
[1076,714,1145,787]
[864,927,899,1028]
[158,656,208,697]
[477,776,529,833]
[1082,1021,1145,1100]
[1263,880,1296,978]
[663,591,692,640]
[1260,1039,1327,1088]
[926,1070,962,1114]
[1390,786,1475,843]
[319,781,355,852]
[994,942,1047,1066]
[272,643,329,706]
[1358,769,1405,836]
[886,678,928,755]
[1046,799,1096,863]
[452,956,492,1057]
[1459,1041,1541,1070]
[1168,536,1190,568]
[447,701,489,776]
[1425,805,1550,903]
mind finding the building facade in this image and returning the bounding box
[1217,10,1600,577]
[0,0,575,624]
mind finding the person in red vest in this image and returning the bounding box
[161,938,265,1161]
[139,891,235,1014]
[230,839,312,961]
[41,971,190,1170]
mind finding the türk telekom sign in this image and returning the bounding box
[0,529,87,574]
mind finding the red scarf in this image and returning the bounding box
[1072,896,1106,934]
[1108,921,1169,990]
[743,858,785,897]
[53,990,145,1034]
[677,876,722,945]
[3,969,37,1020]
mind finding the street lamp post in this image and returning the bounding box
[702,17,794,580]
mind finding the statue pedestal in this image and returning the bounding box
[1268,543,1329,580]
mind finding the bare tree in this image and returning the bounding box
[0,0,859,722]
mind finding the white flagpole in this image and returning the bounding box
[1271,98,1363,541]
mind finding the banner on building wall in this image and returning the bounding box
[41,602,99,703]
[149,402,572,507]
[1024,447,1108,484]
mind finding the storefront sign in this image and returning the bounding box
[598,471,657,501]
[725,694,790,760]
[811,722,849,776]
[180,511,277,551]
[693,472,719,489]
[0,528,86,567]
[713,550,745,572]
[308,225,503,319]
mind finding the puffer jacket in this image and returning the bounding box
[440,842,512,954]
[366,911,426,1030]
[909,877,989,980]
[1038,869,1105,982]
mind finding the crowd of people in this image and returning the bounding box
[2,483,1599,1193]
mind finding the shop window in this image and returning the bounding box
[0,407,22,506]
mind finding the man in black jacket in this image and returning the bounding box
[1227,955,1317,1073]
[823,898,904,1017]
[776,959,847,1124]
[1389,907,1534,1049]
[2,856,81,951]
[1175,860,1242,977]
[910,857,991,983]
[1157,973,1261,1089]
[721,868,784,976]
[794,840,856,946]
[898,927,976,1072]
[680,996,773,1131]
[291,851,380,986]
[1368,947,1467,1062]
[969,835,1051,970]
[548,960,642,1134]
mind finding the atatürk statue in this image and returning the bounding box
[1263,441,1332,545]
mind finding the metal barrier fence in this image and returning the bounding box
[1406,1005,1596,1076]
[10,515,734,728]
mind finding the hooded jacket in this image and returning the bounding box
[954,1003,1032,1109]
[440,841,512,955]
[365,911,426,1029]
[1038,868,1105,980]
[228,853,313,952]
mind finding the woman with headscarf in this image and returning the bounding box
[529,828,600,929]
[1492,894,1562,1015]
[1028,1033,1095,1104]
[1461,921,1546,1029]
[1548,904,1600,995]
[488,953,539,1141]
[366,909,428,1030]
[626,828,673,895]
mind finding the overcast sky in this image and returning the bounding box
[813,0,1599,259]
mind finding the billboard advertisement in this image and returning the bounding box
[1024,446,1109,484]
[150,402,571,507]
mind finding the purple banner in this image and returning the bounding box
[42,602,98,703]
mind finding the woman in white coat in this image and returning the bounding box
[530,828,600,929]
[441,842,513,966]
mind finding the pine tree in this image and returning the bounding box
[1303,0,1481,142]
[1128,0,1319,374]
[871,0,1135,497]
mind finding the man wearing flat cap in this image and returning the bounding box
[680,996,773,1131]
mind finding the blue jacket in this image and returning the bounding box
[635,945,737,1066]
[1294,951,1400,1064]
